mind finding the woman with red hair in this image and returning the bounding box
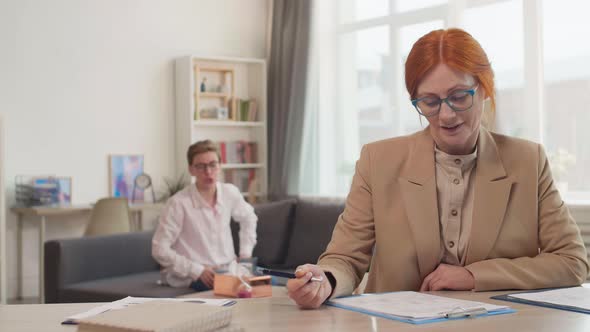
[287,28,588,309]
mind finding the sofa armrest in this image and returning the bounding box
[45,231,159,303]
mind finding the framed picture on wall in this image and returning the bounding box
[109,154,144,201]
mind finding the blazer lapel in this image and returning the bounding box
[399,129,440,279]
[465,128,514,265]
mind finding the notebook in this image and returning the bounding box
[64,296,236,325]
[76,300,233,332]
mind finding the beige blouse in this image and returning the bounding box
[434,147,477,266]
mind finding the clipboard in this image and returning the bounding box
[327,291,516,325]
[491,286,590,315]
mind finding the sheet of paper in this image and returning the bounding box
[330,291,509,321]
[64,296,235,323]
[509,287,590,310]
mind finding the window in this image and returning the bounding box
[542,0,590,199]
[303,0,589,203]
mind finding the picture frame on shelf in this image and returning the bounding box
[109,154,144,200]
[217,107,229,120]
[56,176,72,204]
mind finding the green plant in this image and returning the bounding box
[158,172,191,202]
[547,148,576,182]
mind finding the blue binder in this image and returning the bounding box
[491,287,590,315]
[327,292,516,325]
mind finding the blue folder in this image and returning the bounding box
[327,292,516,325]
[491,287,590,315]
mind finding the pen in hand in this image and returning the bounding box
[260,268,324,282]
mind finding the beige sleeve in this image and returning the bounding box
[466,145,589,291]
[318,145,376,298]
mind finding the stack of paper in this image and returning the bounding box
[328,291,514,324]
[64,296,236,325]
[76,300,234,332]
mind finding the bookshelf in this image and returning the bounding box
[175,56,268,202]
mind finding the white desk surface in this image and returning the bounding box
[2,287,590,332]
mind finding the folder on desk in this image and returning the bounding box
[491,286,590,314]
[327,291,515,324]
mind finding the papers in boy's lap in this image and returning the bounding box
[328,291,513,324]
[63,296,236,324]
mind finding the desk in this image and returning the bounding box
[2,288,590,331]
[10,203,164,303]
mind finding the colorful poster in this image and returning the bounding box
[109,155,144,201]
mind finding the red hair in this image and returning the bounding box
[405,28,495,117]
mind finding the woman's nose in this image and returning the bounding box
[438,102,457,120]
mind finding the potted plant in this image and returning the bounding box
[158,173,191,202]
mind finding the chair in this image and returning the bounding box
[84,198,131,236]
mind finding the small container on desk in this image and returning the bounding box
[214,274,272,298]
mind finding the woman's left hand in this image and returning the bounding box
[419,264,475,291]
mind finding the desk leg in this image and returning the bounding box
[137,211,143,231]
[16,214,23,300]
[38,216,46,303]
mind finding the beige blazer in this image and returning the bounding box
[318,127,589,298]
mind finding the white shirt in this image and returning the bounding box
[152,182,257,287]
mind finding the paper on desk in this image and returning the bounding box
[64,296,235,324]
[509,287,590,310]
[329,291,510,322]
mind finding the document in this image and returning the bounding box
[493,286,590,314]
[63,296,236,324]
[328,291,514,324]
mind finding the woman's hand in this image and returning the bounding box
[287,264,332,309]
[419,264,475,291]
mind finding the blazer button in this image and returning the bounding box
[451,209,458,216]
[449,241,455,248]
[453,178,460,185]
[454,159,461,165]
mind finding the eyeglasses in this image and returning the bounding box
[191,161,219,172]
[411,85,478,117]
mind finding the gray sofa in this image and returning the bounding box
[45,198,344,303]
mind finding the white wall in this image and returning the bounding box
[0,0,270,299]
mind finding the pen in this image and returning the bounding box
[260,268,324,282]
[444,307,488,319]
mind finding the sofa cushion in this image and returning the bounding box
[231,199,296,267]
[58,271,195,303]
[283,198,344,268]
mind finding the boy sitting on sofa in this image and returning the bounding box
[152,140,258,291]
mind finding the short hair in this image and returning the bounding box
[186,140,220,165]
[405,28,496,125]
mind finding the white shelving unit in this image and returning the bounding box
[175,56,268,201]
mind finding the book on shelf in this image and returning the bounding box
[76,300,233,332]
[224,169,257,193]
[215,141,258,164]
[231,98,257,122]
